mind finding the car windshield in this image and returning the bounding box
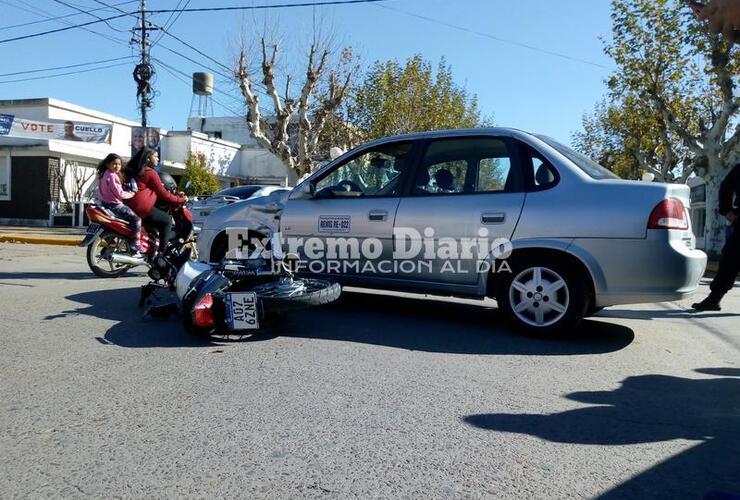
[212,186,262,199]
[536,135,621,180]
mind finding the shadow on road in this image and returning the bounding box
[50,287,217,348]
[463,368,740,499]
[250,290,635,356]
[597,308,740,321]
[0,271,102,281]
[54,288,634,354]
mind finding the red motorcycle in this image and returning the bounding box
[80,202,196,282]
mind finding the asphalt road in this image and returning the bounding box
[0,243,739,499]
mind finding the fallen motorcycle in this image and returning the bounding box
[176,251,341,338]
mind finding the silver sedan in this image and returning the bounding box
[195,128,707,333]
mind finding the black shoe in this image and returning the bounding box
[691,298,722,312]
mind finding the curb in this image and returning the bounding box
[0,235,82,246]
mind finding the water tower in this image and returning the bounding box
[189,72,214,117]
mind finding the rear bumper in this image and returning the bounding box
[571,232,707,308]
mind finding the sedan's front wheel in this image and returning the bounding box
[498,258,589,335]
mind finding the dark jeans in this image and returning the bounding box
[103,202,141,250]
[710,224,740,299]
[145,207,173,252]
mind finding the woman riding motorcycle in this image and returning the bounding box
[124,147,187,252]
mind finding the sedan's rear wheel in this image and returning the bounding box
[498,258,588,335]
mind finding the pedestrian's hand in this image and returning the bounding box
[698,0,740,40]
[726,211,738,224]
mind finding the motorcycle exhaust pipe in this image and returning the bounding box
[109,253,147,267]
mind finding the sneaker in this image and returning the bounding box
[691,298,722,312]
[130,249,144,259]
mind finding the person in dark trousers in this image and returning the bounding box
[692,164,740,311]
[124,147,187,253]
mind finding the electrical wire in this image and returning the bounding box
[153,57,245,117]
[376,3,612,71]
[0,0,391,45]
[0,0,137,32]
[3,0,131,47]
[0,60,133,84]
[0,55,134,78]
[50,0,128,32]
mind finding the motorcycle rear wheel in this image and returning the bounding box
[86,230,133,278]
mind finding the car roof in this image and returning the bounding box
[361,127,534,148]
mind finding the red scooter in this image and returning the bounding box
[80,201,195,282]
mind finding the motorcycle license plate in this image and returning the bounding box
[225,292,259,331]
[86,223,100,235]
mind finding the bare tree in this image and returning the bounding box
[235,36,355,177]
[59,160,96,206]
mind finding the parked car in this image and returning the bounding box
[189,185,286,232]
[194,128,707,333]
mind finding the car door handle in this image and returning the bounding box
[481,212,506,224]
[369,210,388,222]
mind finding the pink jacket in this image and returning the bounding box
[99,170,134,205]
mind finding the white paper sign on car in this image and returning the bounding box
[318,215,351,234]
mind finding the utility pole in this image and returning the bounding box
[132,0,157,127]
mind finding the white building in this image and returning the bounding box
[0,98,291,226]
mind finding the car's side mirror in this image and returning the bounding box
[290,182,315,200]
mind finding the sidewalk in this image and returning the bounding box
[0,225,84,246]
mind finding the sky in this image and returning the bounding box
[0,0,615,146]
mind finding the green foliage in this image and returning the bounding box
[179,152,221,196]
[351,55,485,141]
[574,0,739,184]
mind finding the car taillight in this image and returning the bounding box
[648,198,689,230]
[192,293,215,328]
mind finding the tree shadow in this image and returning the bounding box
[464,369,740,499]
[250,291,635,356]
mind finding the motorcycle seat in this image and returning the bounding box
[92,204,135,226]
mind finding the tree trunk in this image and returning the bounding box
[703,163,726,258]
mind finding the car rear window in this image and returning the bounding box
[214,186,262,199]
[536,135,621,180]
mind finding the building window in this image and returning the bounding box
[0,156,10,201]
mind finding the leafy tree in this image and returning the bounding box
[179,152,221,196]
[577,0,739,254]
[352,55,485,141]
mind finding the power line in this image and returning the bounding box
[50,0,128,32]
[3,0,131,46]
[153,57,245,117]
[147,0,389,14]
[0,56,134,78]
[0,0,391,45]
[0,13,131,45]
[0,61,132,85]
[376,3,612,71]
[155,40,272,98]
[153,0,190,46]
[158,27,231,73]
[0,0,137,32]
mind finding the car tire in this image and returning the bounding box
[497,256,589,335]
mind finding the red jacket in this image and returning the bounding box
[126,167,185,218]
